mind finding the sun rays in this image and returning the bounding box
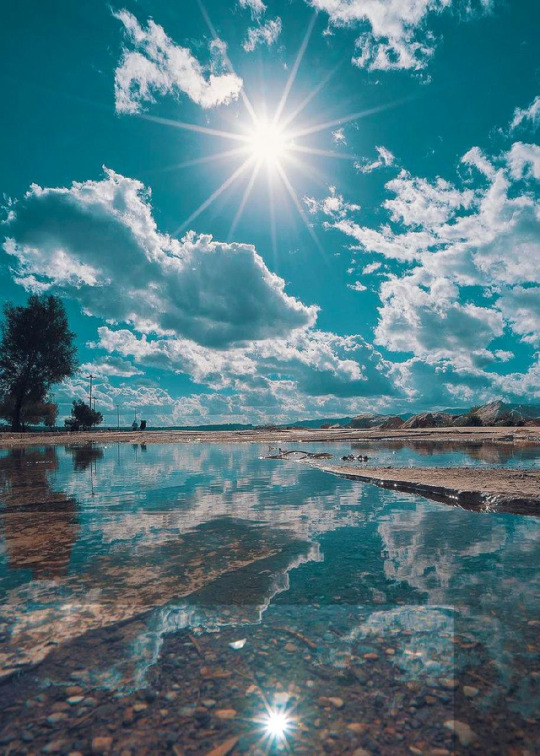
[139,4,404,254]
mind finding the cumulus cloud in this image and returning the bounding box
[307,134,540,394]
[510,95,540,132]
[243,17,282,52]
[506,142,540,181]
[356,146,395,174]
[96,326,397,400]
[2,169,317,348]
[307,0,493,72]
[1,169,404,418]
[375,272,504,363]
[113,9,243,113]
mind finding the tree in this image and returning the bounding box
[0,295,78,431]
[0,398,59,430]
[65,400,103,431]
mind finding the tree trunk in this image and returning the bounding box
[11,392,24,432]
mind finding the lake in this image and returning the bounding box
[0,441,539,754]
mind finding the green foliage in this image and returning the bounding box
[65,399,103,431]
[0,396,58,429]
[0,295,78,431]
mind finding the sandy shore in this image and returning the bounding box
[318,463,540,515]
[1,424,540,448]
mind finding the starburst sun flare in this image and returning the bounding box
[138,6,398,248]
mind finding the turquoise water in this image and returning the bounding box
[1,442,539,753]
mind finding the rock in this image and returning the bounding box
[133,703,147,712]
[284,642,297,652]
[352,749,371,756]
[47,712,68,725]
[402,412,453,429]
[439,677,458,690]
[364,653,379,660]
[463,685,479,697]
[67,696,84,705]
[42,742,67,754]
[444,720,477,746]
[91,736,113,753]
[347,723,367,734]
[205,736,240,756]
[123,707,134,725]
[215,709,237,720]
[202,699,217,708]
[327,697,344,709]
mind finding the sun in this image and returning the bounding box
[139,6,396,246]
[247,120,290,166]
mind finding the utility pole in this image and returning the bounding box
[116,403,120,430]
[87,374,94,408]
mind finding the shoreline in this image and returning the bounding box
[2,424,540,449]
[317,464,540,516]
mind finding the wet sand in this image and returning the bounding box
[1,425,540,448]
[318,464,540,515]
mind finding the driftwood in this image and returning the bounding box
[265,447,333,460]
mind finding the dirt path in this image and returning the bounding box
[2,425,540,448]
[317,464,540,515]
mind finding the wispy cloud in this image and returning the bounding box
[243,17,282,52]
[356,145,395,174]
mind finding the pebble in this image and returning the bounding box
[440,678,458,690]
[327,697,344,709]
[123,707,134,725]
[215,709,237,720]
[42,741,67,754]
[133,703,148,712]
[463,685,479,698]
[353,749,371,756]
[67,696,84,705]
[202,699,217,708]
[91,736,113,753]
[444,719,477,746]
[47,712,67,725]
[347,723,367,734]
[364,653,379,660]
[284,642,297,652]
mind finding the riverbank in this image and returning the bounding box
[318,464,540,515]
[2,424,540,448]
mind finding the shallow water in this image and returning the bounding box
[0,442,539,754]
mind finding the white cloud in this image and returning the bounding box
[362,261,382,275]
[3,169,317,348]
[304,186,360,218]
[243,18,282,52]
[239,0,267,18]
[375,272,504,363]
[308,0,493,72]
[332,128,347,145]
[356,146,395,174]
[506,142,540,181]
[510,95,540,132]
[347,281,367,292]
[113,10,243,113]
[383,170,475,228]
[461,146,496,179]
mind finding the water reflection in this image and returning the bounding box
[0,447,79,578]
[0,442,539,751]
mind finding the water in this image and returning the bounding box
[0,442,539,754]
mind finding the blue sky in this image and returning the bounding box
[1,0,540,425]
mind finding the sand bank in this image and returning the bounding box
[2,424,540,448]
[318,464,540,515]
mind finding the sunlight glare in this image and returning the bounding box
[263,708,292,740]
[247,121,289,166]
